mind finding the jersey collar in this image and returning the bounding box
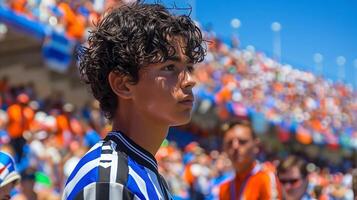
[107,131,159,173]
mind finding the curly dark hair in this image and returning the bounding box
[78,2,206,120]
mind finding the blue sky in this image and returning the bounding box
[152,0,357,88]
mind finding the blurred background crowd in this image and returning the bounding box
[0,0,357,199]
[1,0,135,41]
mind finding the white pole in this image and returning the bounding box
[354,59,357,89]
[271,22,281,63]
[0,23,8,41]
[231,18,241,49]
[231,18,241,34]
[336,56,346,82]
[313,53,323,76]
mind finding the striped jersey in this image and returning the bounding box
[62,131,173,200]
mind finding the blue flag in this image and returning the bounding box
[42,31,75,73]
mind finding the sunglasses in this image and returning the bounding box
[279,178,301,186]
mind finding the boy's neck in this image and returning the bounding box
[112,109,169,157]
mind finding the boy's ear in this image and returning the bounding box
[108,71,133,99]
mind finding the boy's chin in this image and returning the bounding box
[170,116,192,127]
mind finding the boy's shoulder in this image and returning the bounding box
[73,139,130,180]
[63,140,131,200]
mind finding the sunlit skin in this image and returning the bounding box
[223,125,259,173]
[109,38,196,156]
[278,166,308,200]
[0,181,17,200]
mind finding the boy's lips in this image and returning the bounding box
[178,96,194,106]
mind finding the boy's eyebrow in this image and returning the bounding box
[168,55,193,64]
[168,55,181,62]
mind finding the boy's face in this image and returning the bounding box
[129,41,197,126]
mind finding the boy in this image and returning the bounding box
[62,2,205,200]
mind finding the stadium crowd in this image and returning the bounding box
[1,0,357,199]
[194,34,357,150]
[1,0,136,41]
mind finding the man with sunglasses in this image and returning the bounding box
[218,120,282,199]
[277,155,310,200]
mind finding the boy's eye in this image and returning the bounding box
[162,64,176,71]
[187,66,195,73]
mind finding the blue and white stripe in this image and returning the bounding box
[63,142,102,200]
[62,131,171,200]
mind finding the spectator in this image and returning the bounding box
[353,169,357,200]
[0,151,21,200]
[7,93,34,161]
[218,120,282,200]
[13,167,37,200]
[57,0,86,40]
[277,155,310,200]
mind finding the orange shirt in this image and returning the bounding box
[55,114,71,146]
[219,162,282,200]
[58,2,85,40]
[10,0,27,14]
[183,163,195,187]
[7,104,34,138]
